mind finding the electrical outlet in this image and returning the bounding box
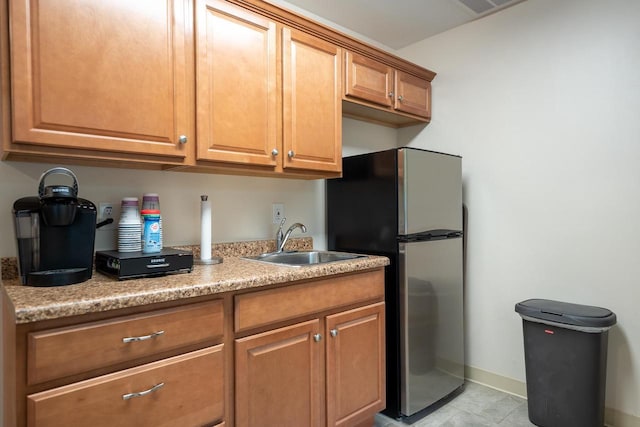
[272,203,284,224]
[99,202,114,222]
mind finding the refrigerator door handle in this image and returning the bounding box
[398,229,463,242]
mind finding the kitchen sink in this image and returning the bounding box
[244,250,365,267]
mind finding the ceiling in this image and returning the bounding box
[280,0,526,50]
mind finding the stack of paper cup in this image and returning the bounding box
[118,197,141,252]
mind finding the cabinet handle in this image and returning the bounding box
[330,329,338,337]
[313,333,322,342]
[388,92,393,98]
[288,150,295,158]
[122,330,165,343]
[397,95,404,102]
[122,382,165,400]
[178,135,188,144]
[271,148,279,157]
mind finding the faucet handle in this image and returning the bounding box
[277,217,286,237]
[276,217,286,250]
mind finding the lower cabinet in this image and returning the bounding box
[4,269,385,427]
[326,303,385,427]
[235,320,322,427]
[235,302,385,427]
[27,346,225,427]
[4,299,227,427]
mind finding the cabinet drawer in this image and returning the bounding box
[28,300,223,385]
[27,346,224,427]
[235,269,384,333]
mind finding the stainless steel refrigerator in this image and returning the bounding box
[327,147,464,419]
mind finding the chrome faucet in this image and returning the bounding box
[276,218,307,252]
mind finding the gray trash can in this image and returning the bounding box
[515,299,616,427]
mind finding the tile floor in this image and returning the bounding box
[374,381,536,427]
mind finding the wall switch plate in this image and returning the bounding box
[272,203,284,224]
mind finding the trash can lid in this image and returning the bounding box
[515,299,617,328]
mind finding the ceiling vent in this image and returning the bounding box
[457,0,521,15]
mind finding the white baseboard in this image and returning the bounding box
[464,365,527,398]
[464,365,639,427]
[605,408,640,427]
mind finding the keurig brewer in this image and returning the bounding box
[12,167,97,287]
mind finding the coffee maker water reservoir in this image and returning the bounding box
[12,167,97,287]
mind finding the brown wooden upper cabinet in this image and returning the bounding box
[343,51,432,127]
[282,28,342,175]
[195,0,278,169]
[1,0,435,175]
[195,0,341,177]
[6,0,193,165]
[344,52,394,109]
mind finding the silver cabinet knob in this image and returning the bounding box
[271,148,279,157]
[178,135,188,144]
[288,150,295,158]
[313,333,322,342]
[398,95,404,102]
[330,329,338,338]
[388,92,393,98]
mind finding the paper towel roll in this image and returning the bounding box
[200,195,212,260]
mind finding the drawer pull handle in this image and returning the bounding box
[146,263,170,269]
[122,330,165,343]
[122,382,165,400]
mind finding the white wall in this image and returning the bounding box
[398,0,640,419]
[342,117,398,156]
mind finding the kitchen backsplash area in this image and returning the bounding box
[0,161,325,258]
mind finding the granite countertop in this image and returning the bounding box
[1,238,389,324]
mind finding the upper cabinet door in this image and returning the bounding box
[282,28,342,174]
[394,70,432,119]
[344,51,393,108]
[9,0,191,160]
[196,0,278,167]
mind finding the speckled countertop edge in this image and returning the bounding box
[1,238,389,324]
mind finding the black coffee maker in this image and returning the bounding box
[12,167,97,287]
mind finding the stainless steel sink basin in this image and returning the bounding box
[244,250,365,267]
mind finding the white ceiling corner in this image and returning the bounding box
[276,0,527,50]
